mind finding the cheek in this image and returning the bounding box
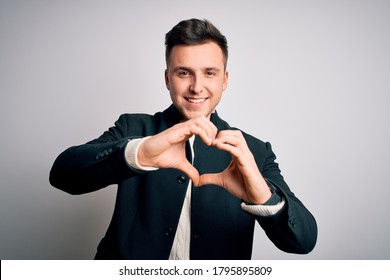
[175,81,185,89]
[208,78,226,92]
[210,83,225,96]
[169,85,184,101]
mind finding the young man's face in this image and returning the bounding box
[165,41,228,120]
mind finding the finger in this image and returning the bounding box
[165,123,194,144]
[213,141,240,158]
[213,130,243,145]
[195,117,218,144]
[188,117,218,145]
[213,130,250,157]
[213,133,242,157]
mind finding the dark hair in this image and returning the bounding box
[165,18,228,68]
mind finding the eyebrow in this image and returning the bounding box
[173,66,222,72]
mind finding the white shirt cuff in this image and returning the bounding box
[241,197,286,216]
[125,137,158,171]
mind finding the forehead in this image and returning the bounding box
[168,41,225,68]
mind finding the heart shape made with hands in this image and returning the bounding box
[137,122,271,205]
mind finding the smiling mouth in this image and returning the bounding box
[185,98,207,104]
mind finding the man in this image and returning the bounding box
[50,18,317,260]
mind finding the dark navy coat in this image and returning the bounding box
[50,105,317,259]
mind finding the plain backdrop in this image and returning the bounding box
[1,0,389,259]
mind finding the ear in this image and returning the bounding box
[222,70,229,91]
[164,69,170,90]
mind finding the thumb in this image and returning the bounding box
[178,161,200,186]
[198,173,224,187]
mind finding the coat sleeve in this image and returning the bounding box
[49,114,144,195]
[255,142,318,254]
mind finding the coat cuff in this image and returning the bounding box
[241,197,285,216]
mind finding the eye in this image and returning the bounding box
[205,70,218,77]
[178,70,190,76]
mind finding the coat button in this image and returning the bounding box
[193,233,201,239]
[165,228,173,236]
[289,218,296,228]
[177,175,187,184]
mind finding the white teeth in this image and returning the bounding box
[187,98,206,104]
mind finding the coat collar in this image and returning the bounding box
[161,104,226,129]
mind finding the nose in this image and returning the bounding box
[189,75,203,93]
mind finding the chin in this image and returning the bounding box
[182,112,205,120]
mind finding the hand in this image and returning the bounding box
[137,116,218,185]
[199,130,272,204]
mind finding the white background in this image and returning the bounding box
[1,0,389,259]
